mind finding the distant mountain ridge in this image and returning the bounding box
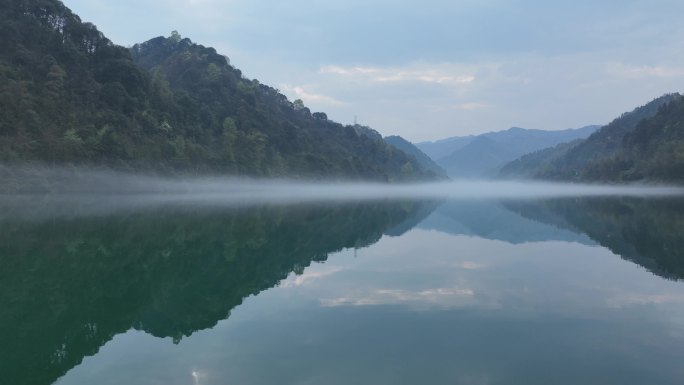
[417,125,600,178]
[499,93,683,182]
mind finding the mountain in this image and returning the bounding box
[499,93,682,182]
[584,95,684,182]
[498,139,583,179]
[436,135,521,178]
[416,135,476,161]
[0,0,436,181]
[384,135,447,178]
[418,126,599,178]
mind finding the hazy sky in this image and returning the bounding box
[63,0,684,141]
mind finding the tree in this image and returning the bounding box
[312,112,327,121]
[170,30,181,43]
[293,98,305,111]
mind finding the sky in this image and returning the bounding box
[62,0,684,142]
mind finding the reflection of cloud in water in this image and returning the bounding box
[283,230,684,319]
[281,267,346,288]
[605,291,684,308]
[190,369,207,385]
[320,287,475,308]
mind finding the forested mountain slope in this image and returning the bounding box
[498,139,583,178]
[0,0,436,181]
[384,135,447,177]
[499,94,683,182]
[586,95,684,181]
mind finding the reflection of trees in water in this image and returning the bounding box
[505,197,684,280]
[0,201,436,385]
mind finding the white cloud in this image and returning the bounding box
[320,64,476,86]
[320,286,475,307]
[279,84,345,106]
[320,66,381,76]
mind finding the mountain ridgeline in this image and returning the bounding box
[500,94,684,182]
[417,126,599,178]
[0,0,437,181]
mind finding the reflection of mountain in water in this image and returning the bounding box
[419,200,595,245]
[0,200,435,385]
[505,198,684,280]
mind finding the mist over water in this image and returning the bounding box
[1,167,683,220]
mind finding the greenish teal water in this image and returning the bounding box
[2,196,684,385]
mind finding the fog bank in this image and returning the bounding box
[2,166,682,199]
[0,167,682,221]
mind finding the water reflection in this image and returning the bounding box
[0,200,435,385]
[504,197,684,280]
[57,219,684,385]
[2,195,684,384]
[420,200,595,245]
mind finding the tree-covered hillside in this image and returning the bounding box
[0,0,156,164]
[498,139,583,179]
[384,135,447,178]
[0,0,436,181]
[499,94,683,182]
[586,96,684,181]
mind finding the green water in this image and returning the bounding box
[2,196,684,385]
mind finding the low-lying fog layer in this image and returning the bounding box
[0,167,682,220]
[3,167,684,196]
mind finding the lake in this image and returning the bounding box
[2,188,684,385]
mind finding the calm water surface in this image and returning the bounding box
[2,195,684,385]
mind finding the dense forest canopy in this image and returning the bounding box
[589,96,684,181]
[0,0,437,181]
